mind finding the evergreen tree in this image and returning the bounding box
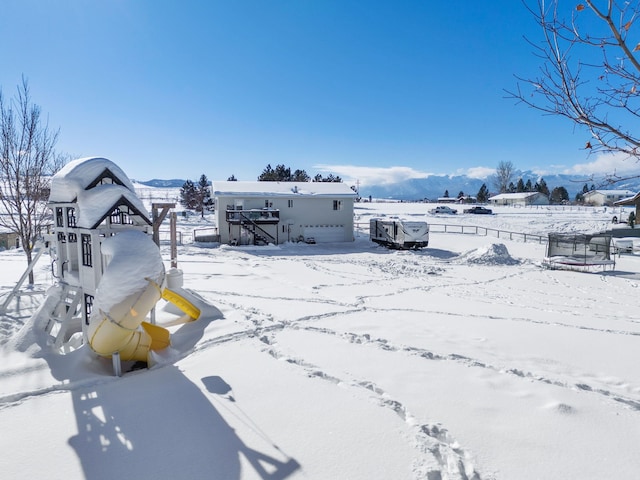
[259,164,312,181]
[535,178,550,197]
[196,174,213,217]
[525,179,533,192]
[516,178,525,193]
[227,174,237,181]
[476,183,489,203]
[550,186,569,204]
[508,181,516,193]
[313,173,343,182]
[457,191,465,199]
[274,164,291,181]
[444,189,449,198]
[258,164,277,181]
[179,180,198,210]
[292,169,310,182]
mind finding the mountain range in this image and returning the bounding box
[135,171,640,201]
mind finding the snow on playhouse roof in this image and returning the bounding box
[49,157,150,228]
[212,181,356,197]
[75,184,150,229]
[49,157,136,203]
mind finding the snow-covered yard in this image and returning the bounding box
[1,202,639,479]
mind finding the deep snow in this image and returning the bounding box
[0,201,639,479]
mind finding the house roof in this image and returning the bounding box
[614,191,640,206]
[212,181,356,197]
[584,189,635,197]
[488,192,544,200]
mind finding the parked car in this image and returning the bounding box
[464,206,493,214]
[429,205,457,215]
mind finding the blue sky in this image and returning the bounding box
[2,1,635,186]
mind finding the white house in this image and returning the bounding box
[583,189,636,206]
[488,192,549,206]
[213,181,357,245]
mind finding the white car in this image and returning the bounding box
[429,205,457,215]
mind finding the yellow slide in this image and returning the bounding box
[161,287,201,320]
[87,278,171,362]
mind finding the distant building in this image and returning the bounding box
[0,230,19,250]
[583,189,635,206]
[213,181,357,245]
[614,191,640,218]
[436,197,458,204]
[488,192,549,206]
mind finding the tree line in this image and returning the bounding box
[449,160,578,205]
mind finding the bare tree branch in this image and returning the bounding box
[507,0,640,179]
[0,78,65,283]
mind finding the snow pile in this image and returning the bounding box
[93,230,165,315]
[456,242,520,265]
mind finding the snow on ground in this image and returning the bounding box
[1,202,640,479]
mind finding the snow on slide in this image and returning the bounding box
[87,230,169,362]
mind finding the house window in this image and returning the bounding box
[56,208,64,227]
[68,233,77,243]
[66,207,77,227]
[81,234,92,267]
[288,199,294,208]
[84,294,94,325]
[333,200,343,211]
[57,232,66,243]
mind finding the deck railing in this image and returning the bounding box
[225,208,280,223]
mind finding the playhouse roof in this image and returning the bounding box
[49,157,151,228]
[49,157,136,203]
[212,181,356,197]
[76,184,151,228]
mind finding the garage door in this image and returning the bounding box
[303,225,345,243]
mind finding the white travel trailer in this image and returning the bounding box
[369,218,429,249]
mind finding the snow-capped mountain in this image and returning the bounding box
[135,171,640,201]
[358,171,640,201]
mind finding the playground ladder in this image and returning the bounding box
[44,284,84,350]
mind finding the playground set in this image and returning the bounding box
[8,157,208,375]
